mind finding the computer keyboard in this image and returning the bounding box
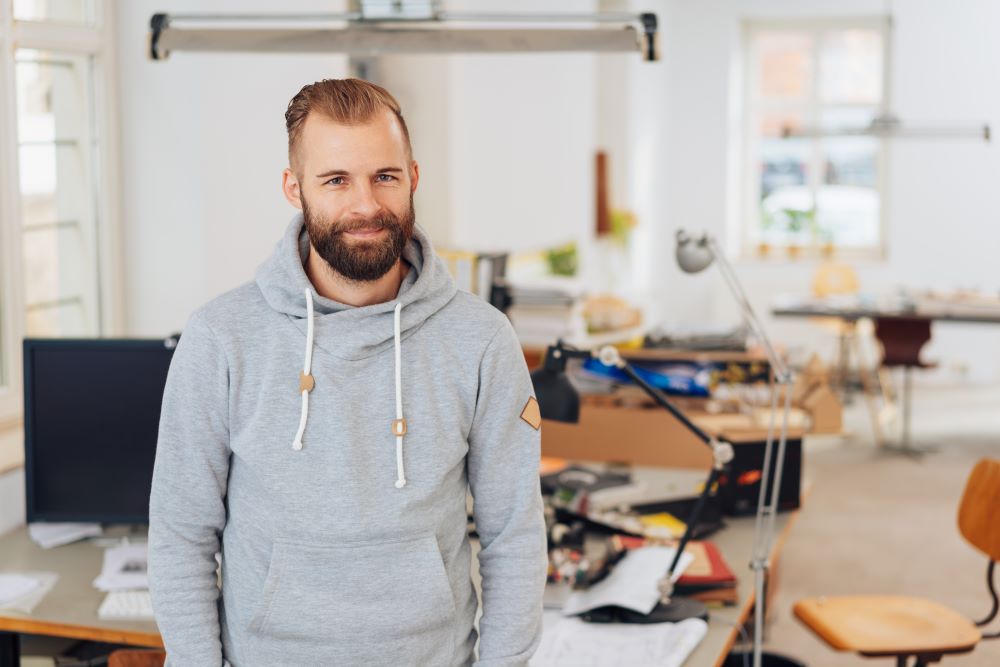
[98,589,154,620]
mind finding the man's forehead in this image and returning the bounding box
[296,109,409,171]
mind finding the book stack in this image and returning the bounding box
[505,279,585,347]
[672,541,738,607]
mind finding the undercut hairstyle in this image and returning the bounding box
[284,78,413,171]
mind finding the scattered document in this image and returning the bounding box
[562,546,694,617]
[28,522,102,549]
[532,616,708,667]
[0,571,59,613]
[0,574,40,604]
[93,544,149,592]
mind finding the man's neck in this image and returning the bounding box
[305,245,409,307]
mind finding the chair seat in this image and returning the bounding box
[794,595,980,657]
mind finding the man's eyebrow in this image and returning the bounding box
[314,167,404,178]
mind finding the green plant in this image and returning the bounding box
[546,242,578,276]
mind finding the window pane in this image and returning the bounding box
[26,300,90,337]
[816,107,881,247]
[754,31,814,100]
[13,0,93,25]
[15,49,100,337]
[819,29,882,104]
[22,224,94,336]
[758,110,813,246]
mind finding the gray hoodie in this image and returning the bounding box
[148,216,547,667]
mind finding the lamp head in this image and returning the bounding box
[529,344,582,423]
[675,229,714,274]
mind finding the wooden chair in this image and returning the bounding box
[794,458,1000,666]
[107,649,166,667]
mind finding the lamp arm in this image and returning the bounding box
[614,360,714,448]
[692,237,793,667]
[605,348,735,589]
[545,341,737,597]
[705,237,790,382]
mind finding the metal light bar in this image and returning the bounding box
[148,11,658,61]
[779,114,990,142]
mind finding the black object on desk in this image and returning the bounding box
[23,337,177,524]
[532,341,735,624]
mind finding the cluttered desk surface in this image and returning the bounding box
[0,525,161,647]
[0,465,798,666]
[542,463,796,666]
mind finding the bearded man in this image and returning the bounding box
[148,78,547,667]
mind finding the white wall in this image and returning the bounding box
[376,0,599,257]
[629,0,1000,384]
[117,0,1000,384]
[117,1,352,336]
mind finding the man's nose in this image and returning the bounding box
[348,182,382,218]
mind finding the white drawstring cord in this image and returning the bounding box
[292,288,315,450]
[393,302,407,488]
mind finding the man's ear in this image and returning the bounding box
[282,168,302,210]
[409,160,420,195]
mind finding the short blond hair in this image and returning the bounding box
[285,78,412,169]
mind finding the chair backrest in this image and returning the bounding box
[812,262,860,298]
[958,458,1000,562]
[107,650,166,667]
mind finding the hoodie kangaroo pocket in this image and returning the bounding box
[247,532,457,645]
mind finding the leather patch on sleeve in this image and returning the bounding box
[520,396,542,430]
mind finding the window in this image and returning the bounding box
[0,0,119,425]
[742,18,889,258]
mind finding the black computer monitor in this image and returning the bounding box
[23,338,177,524]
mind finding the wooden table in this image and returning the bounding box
[773,298,1000,450]
[0,526,161,663]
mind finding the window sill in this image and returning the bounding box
[735,246,887,266]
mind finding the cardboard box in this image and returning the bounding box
[540,404,805,469]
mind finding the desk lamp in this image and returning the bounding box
[531,342,734,622]
[676,229,794,667]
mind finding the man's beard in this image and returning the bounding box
[302,194,415,283]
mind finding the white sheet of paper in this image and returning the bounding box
[28,522,102,549]
[562,546,694,617]
[531,616,708,667]
[93,544,149,591]
[0,571,59,613]
[0,574,40,604]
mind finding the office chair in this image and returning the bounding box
[794,458,1000,666]
[875,316,939,451]
[107,649,166,667]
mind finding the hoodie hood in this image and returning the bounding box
[256,214,458,478]
[255,214,458,362]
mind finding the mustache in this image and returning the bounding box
[334,216,396,234]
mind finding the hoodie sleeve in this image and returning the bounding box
[149,310,231,666]
[467,320,548,667]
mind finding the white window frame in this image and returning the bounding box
[0,0,124,430]
[739,16,891,261]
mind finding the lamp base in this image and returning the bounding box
[724,651,806,667]
[580,598,709,624]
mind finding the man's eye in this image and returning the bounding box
[326,176,344,185]
[376,174,396,182]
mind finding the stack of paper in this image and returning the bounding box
[506,278,585,347]
[28,522,102,549]
[533,616,708,667]
[93,544,149,591]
